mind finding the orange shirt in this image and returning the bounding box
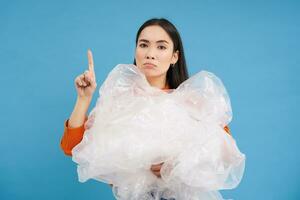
[60,87,231,156]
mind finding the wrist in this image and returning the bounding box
[75,96,92,113]
[77,96,92,103]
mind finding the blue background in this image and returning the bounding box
[0,0,299,199]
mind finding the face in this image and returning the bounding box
[135,25,179,81]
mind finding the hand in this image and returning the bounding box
[150,162,164,178]
[74,49,97,99]
[108,162,164,188]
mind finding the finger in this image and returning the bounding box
[84,70,93,81]
[83,71,89,82]
[79,79,85,87]
[80,70,89,81]
[75,77,82,87]
[86,72,97,87]
[153,171,161,178]
[82,80,88,87]
[79,75,88,87]
[75,80,81,87]
[76,79,83,87]
[87,49,95,75]
[151,162,164,170]
[152,162,164,165]
[83,71,94,85]
[79,75,85,85]
[151,165,161,171]
[90,79,97,89]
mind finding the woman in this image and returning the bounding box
[60,18,234,199]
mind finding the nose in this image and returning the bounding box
[145,48,155,59]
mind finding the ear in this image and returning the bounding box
[171,50,179,64]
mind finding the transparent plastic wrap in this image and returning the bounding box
[72,64,246,200]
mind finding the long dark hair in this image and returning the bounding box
[133,18,189,89]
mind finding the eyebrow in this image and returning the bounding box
[138,39,169,44]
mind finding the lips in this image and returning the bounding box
[143,63,157,67]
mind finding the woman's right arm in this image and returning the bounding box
[60,50,113,188]
[60,49,97,156]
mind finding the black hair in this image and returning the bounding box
[133,18,189,89]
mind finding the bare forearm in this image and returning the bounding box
[68,96,92,128]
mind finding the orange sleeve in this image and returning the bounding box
[224,125,231,135]
[60,116,88,156]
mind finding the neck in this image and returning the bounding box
[146,75,169,90]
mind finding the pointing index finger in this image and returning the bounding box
[87,49,95,74]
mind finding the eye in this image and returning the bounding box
[158,45,166,50]
[139,43,147,48]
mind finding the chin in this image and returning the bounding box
[143,70,164,78]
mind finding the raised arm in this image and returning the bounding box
[60,49,97,155]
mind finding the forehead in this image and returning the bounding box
[138,25,172,43]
